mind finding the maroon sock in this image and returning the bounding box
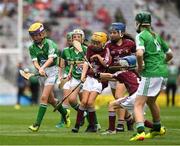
[109,111,116,131]
[89,111,95,128]
[75,108,84,127]
[144,119,153,128]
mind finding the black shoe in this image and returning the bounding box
[72,127,79,133]
[116,124,124,132]
[85,125,97,132]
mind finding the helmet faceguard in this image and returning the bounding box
[72,29,85,43]
[28,22,46,45]
[109,22,126,43]
[135,12,151,33]
[90,32,108,52]
[66,32,73,46]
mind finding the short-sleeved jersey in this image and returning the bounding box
[61,44,87,79]
[86,45,111,77]
[29,38,58,66]
[61,47,71,75]
[136,29,169,77]
[105,39,136,66]
[113,70,139,95]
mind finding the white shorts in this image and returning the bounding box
[63,77,82,91]
[116,91,147,114]
[109,80,117,89]
[83,76,102,93]
[116,92,136,114]
[39,66,58,86]
[137,77,167,97]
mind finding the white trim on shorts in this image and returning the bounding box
[83,76,102,93]
[136,76,167,97]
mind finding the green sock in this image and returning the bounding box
[136,122,145,133]
[153,121,161,131]
[35,104,47,126]
[57,104,67,116]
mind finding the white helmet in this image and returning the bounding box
[72,28,85,41]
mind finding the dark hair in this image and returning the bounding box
[123,33,135,41]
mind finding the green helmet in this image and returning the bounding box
[66,32,73,40]
[135,12,151,25]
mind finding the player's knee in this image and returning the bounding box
[86,100,94,107]
[68,96,77,103]
[108,101,115,110]
[40,96,48,103]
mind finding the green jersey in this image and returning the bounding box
[136,29,170,77]
[61,45,87,79]
[29,38,58,66]
[61,47,71,75]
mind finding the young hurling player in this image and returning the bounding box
[130,12,173,141]
[71,32,110,133]
[100,56,153,134]
[105,22,136,131]
[56,32,73,128]
[28,22,70,132]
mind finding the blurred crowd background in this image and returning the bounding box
[0,0,180,107]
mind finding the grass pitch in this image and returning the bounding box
[0,105,180,145]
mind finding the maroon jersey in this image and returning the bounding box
[105,39,136,66]
[86,45,111,77]
[113,70,139,95]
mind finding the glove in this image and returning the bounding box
[94,72,100,79]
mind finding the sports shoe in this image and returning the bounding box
[72,127,79,133]
[96,123,101,131]
[55,118,64,128]
[116,124,124,132]
[145,126,166,139]
[129,132,145,141]
[85,125,97,132]
[101,129,116,135]
[64,109,71,128]
[28,124,40,132]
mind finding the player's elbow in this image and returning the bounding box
[166,52,173,62]
[136,49,144,58]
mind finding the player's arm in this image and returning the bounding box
[165,49,173,63]
[136,49,144,73]
[135,34,145,73]
[29,47,41,71]
[100,72,113,80]
[33,60,41,70]
[59,58,65,79]
[91,54,106,66]
[160,36,173,62]
[81,62,88,82]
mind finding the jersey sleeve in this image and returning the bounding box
[159,36,170,53]
[135,33,145,51]
[48,41,58,58]
[29,46,37,61]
